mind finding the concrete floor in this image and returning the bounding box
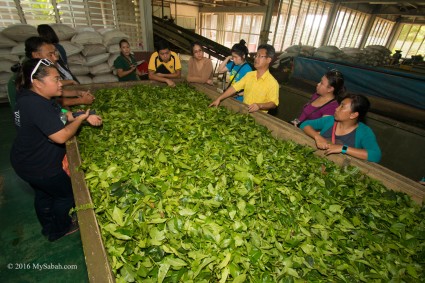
[0,103,88,282]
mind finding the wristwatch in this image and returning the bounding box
[341,145,348,154]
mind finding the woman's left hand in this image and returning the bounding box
[79,90,95,105]
[86,115,103,126]
[248,103,260,113]
[324,144,343,155]
[314,135,329,149]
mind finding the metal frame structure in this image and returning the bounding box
[1,0,424,55]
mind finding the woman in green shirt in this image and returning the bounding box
[114,39,141,81]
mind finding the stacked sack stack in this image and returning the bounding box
[0,24,38,101]
[273,44,391,67]
[284,44,316,57]
[0,23,131,99]
[69,27,105,84]
[272,45,315,70]
[359,45,391,66]
[69,27,128,84]
[340,47,364,64]
[98,28,129,83]
[314,45,391,66]
[312,45,343,60]
[51,24,86,82]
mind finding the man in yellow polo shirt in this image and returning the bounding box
[209,44,279,113]
[148,40,182,87]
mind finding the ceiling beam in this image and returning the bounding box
[338,0,425,3]
[372,5,425,16]
[213,0,263,6]
[185,0,228,6]
[153,0,264,7]
[152,0,225,7]
[398,18,425,24]
[200,5,267,13]
[152,0,266,7]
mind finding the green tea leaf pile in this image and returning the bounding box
[77,84,425,282]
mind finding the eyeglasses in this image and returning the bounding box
[30,59,54,83]
[254,54,268,59]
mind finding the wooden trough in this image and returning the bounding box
[65,81,425,282]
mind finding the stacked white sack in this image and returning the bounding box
[313,45,343,60]
[0,28,22,100]
[272,45,315,69]
[360,45,392,66]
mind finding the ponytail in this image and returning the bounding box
[231,40,249,59]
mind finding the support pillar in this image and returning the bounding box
[139,0,154,51]
[260,0,275,45]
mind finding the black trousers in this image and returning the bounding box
[19,170,75,241]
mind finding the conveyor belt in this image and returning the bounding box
[152,16,231,61]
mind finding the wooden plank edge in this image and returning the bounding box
[66,137,115,283]
[63,79,184,92]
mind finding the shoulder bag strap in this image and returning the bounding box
[121,53,130,64]
[226,62,246,90]
[229,62,235,72]
[331,121,338,144]
[299,98,336,123]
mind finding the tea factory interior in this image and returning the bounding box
[0,0,424,282]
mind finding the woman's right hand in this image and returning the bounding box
[86,115,103,126]
[291,118,300,127]
[76,109,91,122]
[165,79,176,87]
[218,56,232,73]
[79,91,95,105]
[209,99,221,108]
[314,135,329,150]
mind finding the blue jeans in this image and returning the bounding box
[19,170,74,241]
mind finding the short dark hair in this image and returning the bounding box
[119,39,130,48]
[37,24,59,44]
[191,41,202,55]
[346,93,370,121]
[231,39,248,59]
[156,40,170,52]
[25,36,50,59]
[257,44,275,59]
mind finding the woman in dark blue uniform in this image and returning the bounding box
[10,58,102,241]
